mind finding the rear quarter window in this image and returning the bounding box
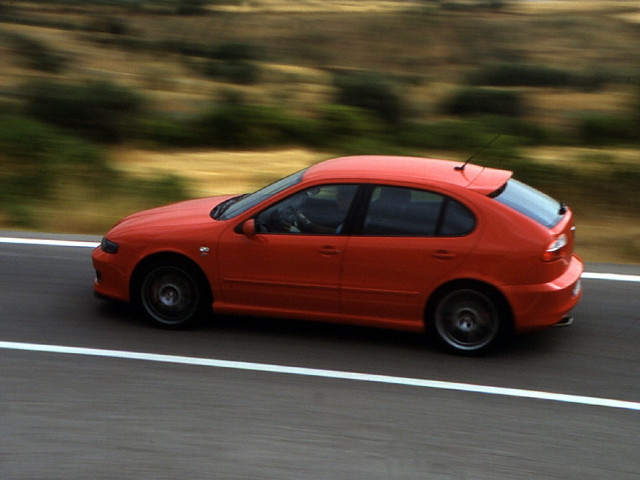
[491,178,563,228]
[439,198,476,236]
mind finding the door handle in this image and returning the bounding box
[318,246,341,256]
[432,249,456,260]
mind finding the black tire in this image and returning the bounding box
[432,288,503,355]
[137,260,209,329]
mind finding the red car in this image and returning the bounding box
[92,155,583,354]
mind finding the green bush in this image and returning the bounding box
[204,60,261,85]
[23,80,144,143]
[0,114,113,225]
[138,117,201,147]
[470,63,608,91]
[574,113,639,145]
[213,42,262,62]
[399,119,490,151]
[333,71,403,125]
[6,32,67,73]
[473,115,552,146]
[317,105,386,141]
[0,113,191,228]
[192,103,303,147]
[444,87,525,117]
[176,0,207,15]
[87,16,130,35]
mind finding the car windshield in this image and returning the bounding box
[212,169,306,220]
[491,178,564,228]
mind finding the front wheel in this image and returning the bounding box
[138,261,208,329]
[432,288,503,354]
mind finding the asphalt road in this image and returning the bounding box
[1,231,639,480]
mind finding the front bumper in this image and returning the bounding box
[92,246,131,303]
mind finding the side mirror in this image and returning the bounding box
[241,219,256,236]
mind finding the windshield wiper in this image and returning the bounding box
[210,194,247,220]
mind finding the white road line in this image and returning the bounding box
[2,236,639,282]
[580,272,640,283]
[1,340,639,412]
[0,237,99,248]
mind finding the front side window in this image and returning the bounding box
[255,184,358,234]
[362,186,475,237]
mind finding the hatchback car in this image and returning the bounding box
[92,155,583,354]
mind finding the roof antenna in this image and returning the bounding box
[455,134,501,171]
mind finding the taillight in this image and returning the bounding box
[543,233,567,262]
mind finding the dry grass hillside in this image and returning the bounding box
[0,0,639,262]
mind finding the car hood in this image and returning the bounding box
[108,195,233,236]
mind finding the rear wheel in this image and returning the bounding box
[433,288,502,354]
[138,260,208,329]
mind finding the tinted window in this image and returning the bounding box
[361,186,476,237]
[439,198,476,236]
[492,178,563,228]
[362,186,439,236]
[255,184,357,234]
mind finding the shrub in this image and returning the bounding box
[193,103,305,147]
[213,42,261,62]
[444,87,525,117]
[399,119,489,151]
[204,60,261,85]
[0,114,112,225]
[138,117,201,147]
[333,71,403,125]
[23,80,144,143]
[87,16,130,35]
[0,112,191,228]
[201,42,263,84]
[574,113,639,145]
[470,62,608,91]
[176,0,207,15]
[6,32,67,73]
[317,105,386,140]
[473,115,551,146]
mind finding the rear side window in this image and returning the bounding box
[491,178,563,228]
[362,186,475,237]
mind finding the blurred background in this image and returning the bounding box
[0,0,638,262]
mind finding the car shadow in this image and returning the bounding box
[208,313,430,350]
[92,298,567,358]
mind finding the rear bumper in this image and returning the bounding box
[503,254,584,333]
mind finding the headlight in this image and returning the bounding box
[100,237,119,254]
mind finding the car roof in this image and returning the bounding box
[304,156,512,195]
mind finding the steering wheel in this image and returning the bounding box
[281,206,300,231]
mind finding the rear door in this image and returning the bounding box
[340,185,479,326]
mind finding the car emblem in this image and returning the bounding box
[199,246,210,256]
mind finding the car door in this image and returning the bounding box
[216,184,358,315]
[340,185,479,326]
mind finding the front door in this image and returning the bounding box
[216,184,357,316]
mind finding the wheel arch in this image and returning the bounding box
[424,278,514,333]
[129,251,212,308]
